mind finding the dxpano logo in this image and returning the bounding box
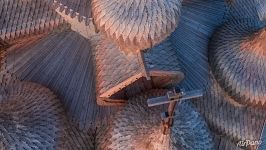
[236,140,262,147]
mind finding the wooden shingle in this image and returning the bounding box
[0,0,63,41]
[0,81,67,149]
[92,0,183,54]
[2,31,119,129]
[93,35,184,105]
[170,0,266,148]
[53,0,96,38]
[106,90,214,150]
[209,19,266,107]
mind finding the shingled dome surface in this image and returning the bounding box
[2,31,119,129]
[1,0,266,149]
[107,90,214,150]
[0,0,62,41]
[62,123,110,150]
[168,0,266,148]
[0,81,66,149]
[209,19,266,107]
[193,73,266,149]
[92,0,183,53]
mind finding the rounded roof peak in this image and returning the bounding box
[92,0,183,53]
[209,19,266,107]
[0,81,67,149]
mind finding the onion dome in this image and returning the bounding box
[0,0,62,41]
[2,31,118,129]
[92,0,183,54]
[0,81,67,149]
[193,73,266,149]
[209,19,266,107]
[93,35,184,105]
[106,90,214,150]
[169,0,265,148]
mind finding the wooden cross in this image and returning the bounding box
[147,88,203,134]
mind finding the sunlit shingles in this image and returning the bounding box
[193,74,266,149]
[106,90,214,150]
[3,31,119,129]
[92,0,183,54]
[0,81,67,149]
[209,19,266,107]
[169,0,266,148]
[0,0,62,41]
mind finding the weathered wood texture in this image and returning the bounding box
[209,19,266,107]
[169,0,227,91]
[93,35,184,105]
[54,0,92,18]
[213,134,242,150]
[0,81,67,149]
[2,31,119,129]
[0,0,63,41]
[258,124,266,150]
[169,0,265,148]
[255,0,266,21]
[0,49,11,86]
[0,39,10,50]
[192,74,266,149]
[92,0,183,54]
[0,34,46,86]
[61,122,110,150]
[54,0,97,38]
[226,0,266,22]
[106,90,214,150]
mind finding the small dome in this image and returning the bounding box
[209,19,266,107]
[0,81,67,149]
[92,0,183,53]
[106,90,214,150]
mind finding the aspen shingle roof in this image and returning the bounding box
[0,81,67,149]
[209,19,266,107]
[170,0,266,149]
[2,31,119,129]
[0,0,63,41]
[106,90,214,150]
[93,35,184,105]
[92,0,183,54]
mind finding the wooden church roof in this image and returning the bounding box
[1,0,266,149]
[106,89,214,150]
[0,81,67,149]
[93,34,184,105]
[0,0,63,41]
[209,19,266,107]
[92,0,183,53]
[170,0,266,149]
[2,31,119,129]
